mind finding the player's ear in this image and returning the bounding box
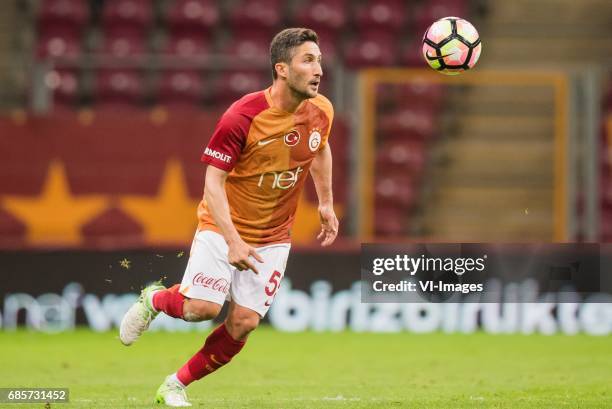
[275,62,288,80]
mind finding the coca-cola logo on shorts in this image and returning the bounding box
[192,273,230,295]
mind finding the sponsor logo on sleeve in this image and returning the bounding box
[204,147,232,163]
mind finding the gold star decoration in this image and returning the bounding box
[119,159,199,244]
[119,258,131,269]
[2,160,108,245]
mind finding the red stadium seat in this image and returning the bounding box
[315,28,341,63]
[377,108,436,140]
[375,172,417,207]
[45,68,80,106]
[36,27,81,59]
[377,82,445,111]
[413,0,467,34]
[37,0,89,35]
[212,70,268,105]
[161,33,213,57]
[225,34,270,62]
[102,0,153,32]
[375,203,408,236]
[165,0,220,36]
[228,0,283,37]
[376,140,426,175]
[94,69,145,107]
[400,38,426,67]
[293,0,347,32]
[343,31,397,68]
[353,0,407,33]
[156,70,204,107]
[100,27,147,57]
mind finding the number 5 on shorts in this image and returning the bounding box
[265,270,282,297]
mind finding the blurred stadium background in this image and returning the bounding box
[0,0,611,365]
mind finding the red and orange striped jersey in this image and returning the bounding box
[198,87,334,245]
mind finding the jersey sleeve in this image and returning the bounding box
[201,110,251,171]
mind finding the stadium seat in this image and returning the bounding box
[413,0,467,33]
[161,33,213,58]
[165,0,220,36]
[212,70,268,105]
[227,0,283,37]
[156,70,204,107]
[292,0,347,32]
[100,27,147,57]
[225,34,270,62]
[376,140,426,174]
[45,68,80,107]
[343,31,397,68]
[353,0,407,33]
[377,82,445,112]
[37,0,89,36]
[36,27,82,59]
[377,108,436,140]
[376,171,416,206]
[102,0,153,32]
[314,28,341,63]
[375,203,408,236]
[400,38,427,66]
[94,69,145,107]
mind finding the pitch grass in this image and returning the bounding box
[0,328,610,408]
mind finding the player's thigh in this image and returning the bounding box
[230,243,290,317]
[180,230,233,307]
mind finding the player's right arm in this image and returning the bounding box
[201,106,265,274]
[204,166,263,274]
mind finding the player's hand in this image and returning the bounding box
[317,204,339,247]
[227,239,264,274]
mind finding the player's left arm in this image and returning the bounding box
[310,143,339,246]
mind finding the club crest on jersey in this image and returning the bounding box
[284,130,300,147]
[309,129,322,152]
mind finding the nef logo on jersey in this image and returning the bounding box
[193,273,230,295]
[284,130,300,147]
[204,147,231,163]
[309,129,322,152]
[258,166,304,190]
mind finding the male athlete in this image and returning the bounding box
[119,28,337,407]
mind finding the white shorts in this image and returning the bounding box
[179,230,290,317]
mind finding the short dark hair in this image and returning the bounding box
[270,28,319,80]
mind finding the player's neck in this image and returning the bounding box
[268,82,305,113]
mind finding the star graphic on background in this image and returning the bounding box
[120,159,199,244]
[2,161,108,245]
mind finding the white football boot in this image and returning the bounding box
[119,283,165,345]
[155,375,192,407]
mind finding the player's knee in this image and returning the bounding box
[183,299,222,322]
[226,312,260,339]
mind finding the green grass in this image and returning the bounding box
[0,327,610,408]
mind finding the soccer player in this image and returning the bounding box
[119,28,337,407]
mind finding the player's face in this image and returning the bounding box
[286,42,323,99]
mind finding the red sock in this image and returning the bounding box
[152,284,185,319]
[176,324,246,386]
